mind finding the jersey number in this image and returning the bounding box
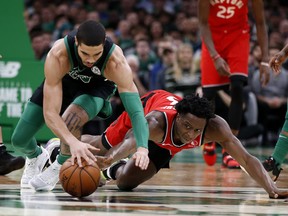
[217,6,235,19]
[167,96,178,105]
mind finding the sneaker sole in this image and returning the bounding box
[29,183,54,191]
[21,183,32,188]
[29,176,57,191]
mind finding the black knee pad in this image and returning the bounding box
[202,87,218,101]
[228,77,246,130]
[230,78,245,99]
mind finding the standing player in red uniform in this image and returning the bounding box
[79,90,288,199]
[198,0,270,168]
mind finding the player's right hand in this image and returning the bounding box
[69,140,98,167]
[214,57,231,77]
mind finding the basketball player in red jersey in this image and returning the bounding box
[83,90,203,171]
[80,90,288,199]
[198,0,270,168]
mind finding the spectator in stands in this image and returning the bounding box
[149,20,165,50]
[150,38,174,90]
[40,6,55,33]
[180,17,201,52]
[116,20,134,54]
[30,31,49,61]
[160,43,200,96]
[127,54,147,97]
[134,38,158,91]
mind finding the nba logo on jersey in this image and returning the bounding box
[91,66,101,75]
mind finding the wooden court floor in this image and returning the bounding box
[0,147,287,215]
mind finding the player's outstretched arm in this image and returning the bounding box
[104,46,149,169]
[210,116,288,199]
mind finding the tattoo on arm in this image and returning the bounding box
[64,112,83,139]
[61,143,71,155]
[60,112,84,155]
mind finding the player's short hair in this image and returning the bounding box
[76,20,106,46]
[175,94,215,120]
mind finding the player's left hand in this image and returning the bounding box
[132,147,149,170]
[269,190,288,199]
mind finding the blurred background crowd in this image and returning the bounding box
[23,0,288,147]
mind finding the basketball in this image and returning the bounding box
[59,158,101,198]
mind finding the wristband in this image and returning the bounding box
[260,62,270,67]
[212,54,220,61]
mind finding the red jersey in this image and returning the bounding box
[201,0,250,87]
[104,90,204,157]
[208,0,249,33]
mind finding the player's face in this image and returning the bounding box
[76,42,104,68]
[174,113,206,144]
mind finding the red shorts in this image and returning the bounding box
[102,112,131,148]
[201,29,249,88]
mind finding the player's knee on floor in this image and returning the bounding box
[117,182,137,191]
[115,167,140,191]
[116,166,156,191]
[116,172,144,191]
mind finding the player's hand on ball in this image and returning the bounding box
[132,147,149,170]
[70,140,99,167]
[60,158,101,197]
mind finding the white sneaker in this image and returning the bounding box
[29,159,61,191]
[21,146,50,188]
[44,138,60,165]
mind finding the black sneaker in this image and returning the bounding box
[102,158,128,181]
[262,156,283,181]
[0,146,25,175]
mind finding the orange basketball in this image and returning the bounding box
[59,158,101,198]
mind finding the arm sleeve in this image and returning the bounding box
[119,92,149,149]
